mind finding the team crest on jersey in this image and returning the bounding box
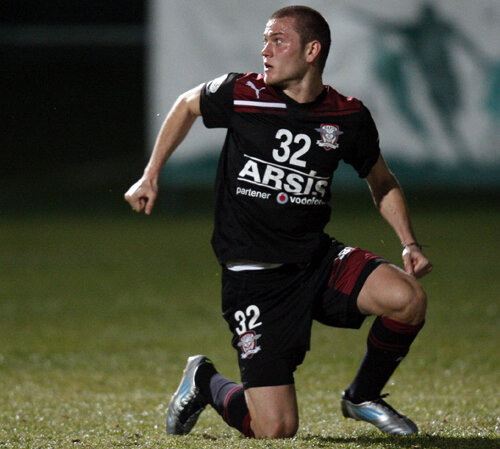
[316,124,343,150]
[238,331,261,359]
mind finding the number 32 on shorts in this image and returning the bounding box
[234,305,262,336]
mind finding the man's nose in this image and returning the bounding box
[261,41,272,57]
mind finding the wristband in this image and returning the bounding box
[402,242,423,250]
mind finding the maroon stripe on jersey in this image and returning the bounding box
[234,106,287,115]
[310,108,362,117]
[234,73,278,103]
[328,249,379,295]
[312,86,362,115]
[233,73,363,118]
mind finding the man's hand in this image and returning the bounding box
[124,177,158,215]
[123,85,202,216]
[402,244,433,279]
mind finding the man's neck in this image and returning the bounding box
[282,74,324,103]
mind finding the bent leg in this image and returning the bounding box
[220,266,311,438]
[245,384,299,439]
[347,263,427,402]
[196,361,299,439]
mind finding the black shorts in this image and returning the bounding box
[221,240,386,389]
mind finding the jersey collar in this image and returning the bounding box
[273,86,327,109]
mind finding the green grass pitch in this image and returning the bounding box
[0,193,498,448]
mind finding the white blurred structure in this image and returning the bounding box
[147,0,500,185]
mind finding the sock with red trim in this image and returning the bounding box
[195,364,254,437]
[345,317,424,403]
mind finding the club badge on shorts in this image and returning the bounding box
[238,331,261,359]
[316,124,343,150]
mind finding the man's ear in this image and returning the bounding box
[305,40,321,64]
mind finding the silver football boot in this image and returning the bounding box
[166,355,212,435]
[341,393,418,435]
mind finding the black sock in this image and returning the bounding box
[346,317,424,403]
[195,361,218,400]
[195,363,254,437]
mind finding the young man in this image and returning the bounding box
[125,5,432,439]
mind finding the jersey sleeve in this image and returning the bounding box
[200,72,241,129]
[343,105,381,178]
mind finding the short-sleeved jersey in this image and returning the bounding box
[200,72,380,265]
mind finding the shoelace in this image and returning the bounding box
[373,394,404,418]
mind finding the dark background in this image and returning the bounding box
[1,0,146,213]
[1,1,498,216]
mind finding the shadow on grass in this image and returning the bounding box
[302,434,499,448]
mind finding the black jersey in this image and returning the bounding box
[200,72,380,265]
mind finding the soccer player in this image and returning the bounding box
[124,5,432,439]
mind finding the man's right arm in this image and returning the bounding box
[124,84,203,214]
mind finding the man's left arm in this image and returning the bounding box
[366,155,432,279]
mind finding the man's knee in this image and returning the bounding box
[253,415,298,439]
[390,278,427,324]
[359,264,427,324]
[245,384,298,439]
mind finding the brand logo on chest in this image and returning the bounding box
[315,124,343,150]
[246,80,266,99]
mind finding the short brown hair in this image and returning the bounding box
[270,5,331,72]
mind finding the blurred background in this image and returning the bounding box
[1,0,499,215]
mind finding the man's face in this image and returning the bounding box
[261,17,308,87]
